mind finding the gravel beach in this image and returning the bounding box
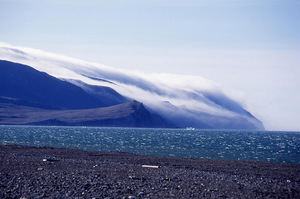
[1,145,299,198]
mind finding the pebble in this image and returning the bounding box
[1,145,299,199]
[138,191,145,196]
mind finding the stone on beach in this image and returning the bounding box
[0,145,299,198]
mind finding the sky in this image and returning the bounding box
[0,0,300,131]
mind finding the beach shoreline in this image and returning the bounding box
[1,145,299,198]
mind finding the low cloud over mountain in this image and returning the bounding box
[0,43,264,129]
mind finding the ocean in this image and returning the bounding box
[0,125,299,164]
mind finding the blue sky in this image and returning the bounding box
[1,0,300,130]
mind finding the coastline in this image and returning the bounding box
[1,145,299,198]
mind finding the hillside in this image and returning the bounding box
[0,101,172,128]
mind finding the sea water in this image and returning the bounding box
[0,125,299,164]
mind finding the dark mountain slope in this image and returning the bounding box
[0,60,127,109]
[0,101,173,128]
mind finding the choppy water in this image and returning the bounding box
[0,125,299,164]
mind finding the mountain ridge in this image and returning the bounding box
[0,44,265,130]
[0,60,128,109]
[0,60,173,128]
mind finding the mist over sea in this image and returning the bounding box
[1,126,299,164]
